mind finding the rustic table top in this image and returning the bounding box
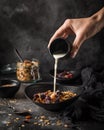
[0,73,104,130]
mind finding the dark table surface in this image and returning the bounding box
[0,73,104,130]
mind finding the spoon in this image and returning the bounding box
[14,48,24,62]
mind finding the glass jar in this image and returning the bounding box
[16,59,40,82]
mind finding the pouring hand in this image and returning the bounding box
[48,7,104,58]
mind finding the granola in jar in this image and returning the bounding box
[16,59,40,82]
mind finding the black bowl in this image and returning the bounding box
[25,82,81,111]
[49,69,81,84]
[0,63,16,74]
[0,79,20,98]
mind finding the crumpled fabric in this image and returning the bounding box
[63,67,104,122]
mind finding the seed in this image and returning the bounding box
[8,114,12,116]
[39,119,43,122]
[34,122,38,125]
[40,115,46,119]
[64,124,70,128]
[21,124,25,127]
[16,118,20,120]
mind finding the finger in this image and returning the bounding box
[48,27,66,47]
[70,35,84,58]
[48,23,73,48]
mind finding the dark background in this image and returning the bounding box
[0,0,104,80]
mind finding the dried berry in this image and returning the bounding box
[40,93,46,99]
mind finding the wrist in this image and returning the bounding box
[91,7,104,31]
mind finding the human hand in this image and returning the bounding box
[48,17,98,58]
[48,7,104,58]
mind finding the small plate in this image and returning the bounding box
[0,63,16,74]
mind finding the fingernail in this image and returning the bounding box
[70,51,76,58]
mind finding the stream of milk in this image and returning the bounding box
[53,53,66,92]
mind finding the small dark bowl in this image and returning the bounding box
[0,63,16,74]
[49,69,81,84]
[25,82,81,111]
[0,79,20,98]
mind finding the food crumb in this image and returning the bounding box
[40,115,46,119]
[64,124,70,128]
[8,114,12,116]
[25,115,32,119]
[6,121,11,126]
[56,120,62,126]
[34,122,38,125]
[24,119,30,123]
[16,117,20,120]
[21,124,25,127]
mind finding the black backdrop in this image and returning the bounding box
[0,0,104,79]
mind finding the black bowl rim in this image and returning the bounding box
[0,79,20,88]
